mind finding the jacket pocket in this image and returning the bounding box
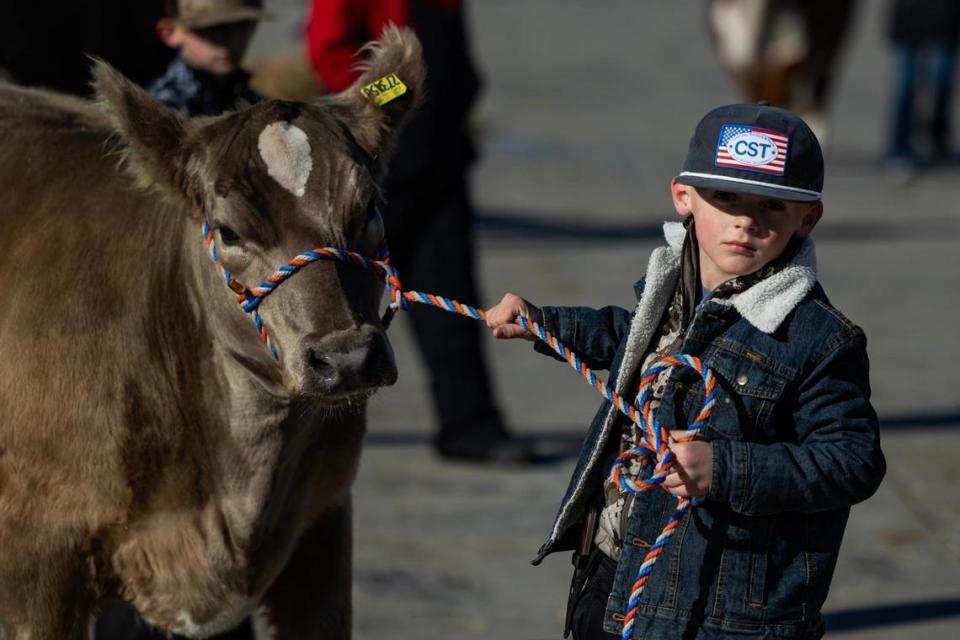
[714,511,809,625]
[690,344,790,441]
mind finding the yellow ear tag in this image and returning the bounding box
[361,73,408,106]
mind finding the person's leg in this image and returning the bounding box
[383,178,529,462]
[570,554,620,640]
[889,44,919,160]
[930,44,957,160]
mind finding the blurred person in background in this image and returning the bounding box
[306,0,534,463]
[0,0,171,96]
[149,0,266,117]
[885,0,960,169]
[707,0,858,145]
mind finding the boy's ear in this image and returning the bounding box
[92,60,204,212]
[796,201,823,237]
[671,178,693,217]
[331,25,425,158]
[156,18,180,48]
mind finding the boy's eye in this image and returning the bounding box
[219,226,241,246]
[760,199,786,211]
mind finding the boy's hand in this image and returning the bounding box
[664,433,713,499]
[485,293,541,341]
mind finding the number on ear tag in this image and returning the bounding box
[361,73,408,106]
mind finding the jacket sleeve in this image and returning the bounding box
[708,332,886,516]
[532,305,633,371]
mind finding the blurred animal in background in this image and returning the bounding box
[0,27,422,640]
[706,0,858,144]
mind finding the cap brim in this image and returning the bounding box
[182,9,271,29]
[675,172,821,202]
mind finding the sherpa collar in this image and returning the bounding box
[661,221,817,334]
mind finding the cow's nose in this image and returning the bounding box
[301,330,397,397]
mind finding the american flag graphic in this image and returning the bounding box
[715,125,789,175]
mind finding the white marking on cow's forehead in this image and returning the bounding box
[258,121,312,198]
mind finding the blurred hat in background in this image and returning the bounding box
[168,0,269,29]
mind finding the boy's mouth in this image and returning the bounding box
[724,241,756,255]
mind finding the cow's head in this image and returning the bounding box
[94,27,425,404]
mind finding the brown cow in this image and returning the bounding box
[0,27,423,640]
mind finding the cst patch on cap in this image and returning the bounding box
[361,73,408,106]
[715,124,788,175]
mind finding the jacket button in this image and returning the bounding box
[736,374,748,386]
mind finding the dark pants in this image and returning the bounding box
[569,551,620,640]
[889,44,958,159]
[383,174,505,445]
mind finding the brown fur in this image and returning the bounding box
[0,27,423,640]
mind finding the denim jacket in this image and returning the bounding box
[533,222,885,639]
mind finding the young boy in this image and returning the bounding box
[486,103,885,639]
[148,0,265,117]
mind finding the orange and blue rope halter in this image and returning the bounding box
[202,221,491,363]
[202,223,717,637]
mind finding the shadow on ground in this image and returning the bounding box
[825,598,960,633]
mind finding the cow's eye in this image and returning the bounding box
[219,226,240,246]
[363,206,385,245]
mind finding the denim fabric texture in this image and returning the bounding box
[532,223,885,640]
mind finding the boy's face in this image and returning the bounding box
[671,180,822,290]
[158,19,258,75]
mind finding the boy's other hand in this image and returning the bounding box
[485,293,541,341]
[665,434,713,499]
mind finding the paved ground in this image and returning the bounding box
[251,3,960,638]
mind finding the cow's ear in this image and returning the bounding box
[92,60,202,210]
[334,25,425,156]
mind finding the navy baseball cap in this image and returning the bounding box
[675,103,823,202]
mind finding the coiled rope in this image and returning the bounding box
[203,225,716,638]
[609,355,716,640]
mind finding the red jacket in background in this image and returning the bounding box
[306,0,460,92]
[307,0,480,185]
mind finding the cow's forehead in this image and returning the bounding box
[258,121,313,198]
[205,103,376,239]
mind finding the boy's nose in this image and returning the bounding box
[730,211,759,230]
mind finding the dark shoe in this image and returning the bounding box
[434,431,538,464]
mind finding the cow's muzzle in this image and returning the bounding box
[295,326,397,400]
